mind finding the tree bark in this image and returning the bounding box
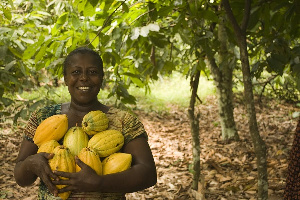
[222,0,268,199]
[188,70,201,190]
[206,13,239,141]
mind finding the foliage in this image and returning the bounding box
[0,0,300,121]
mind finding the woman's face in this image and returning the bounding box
[64,53,103,106]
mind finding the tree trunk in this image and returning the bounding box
[239,37,268,200]
[207,14,239,141]
[222,0,268,199]
[188,70,201,191]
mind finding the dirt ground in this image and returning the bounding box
[0,96,299,199]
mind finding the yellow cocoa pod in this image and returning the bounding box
[82,110,109,136]
[33,114,68,147]
[37,140,60,154]
[76,147,102,175]
[49,145,75,200]
[63,126,89,156]
[88,130,124,157]
[102,153,132,175]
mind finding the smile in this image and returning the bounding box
[78,86,91,91]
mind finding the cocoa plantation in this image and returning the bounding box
[1,0,300,200]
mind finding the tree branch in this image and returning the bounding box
[241,0,251,32]
[129,8,155,25]
[86,1,126,47]
[221,0,242,38]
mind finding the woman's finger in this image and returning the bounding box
[38,152,54,160]
[53,171,74,179]
[57,185,74,194]
[40,172,58,195]
[52,178,71,186]
[75,156,86,169]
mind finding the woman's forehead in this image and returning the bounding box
[68,53,100,65]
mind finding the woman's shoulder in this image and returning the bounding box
[106,107,137,119]
[33,103,62,122]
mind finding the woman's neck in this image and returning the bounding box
[66,100,109,115]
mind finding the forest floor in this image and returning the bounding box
[0,95,299,200]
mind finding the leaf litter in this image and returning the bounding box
[0,96,299,199]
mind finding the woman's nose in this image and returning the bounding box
[80,71,88,81]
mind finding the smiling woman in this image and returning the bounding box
[13,47,157,200]
[64,49,104,113]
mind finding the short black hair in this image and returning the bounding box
[63,47,104,77]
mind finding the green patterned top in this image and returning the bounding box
[23,104,148,200]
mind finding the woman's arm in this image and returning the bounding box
[14,139,59,195]
[53,137,157,193]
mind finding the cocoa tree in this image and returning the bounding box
[222,0,268,199]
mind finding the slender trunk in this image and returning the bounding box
[222,0,268,199]
[188,70,201,190]
[207,55,238,141]
[240,38,268,199]
[207,14,239,141]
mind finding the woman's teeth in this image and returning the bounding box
[78,87,90,91]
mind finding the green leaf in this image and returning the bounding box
[8,47,22,59]
[163,61,175,72]
[1,97,13,106]
[29,100,45,112]
[20,38,35,44]
[122,3,129,13]
[198,10,218,23]
[266,57,285,75]
[0,46,8,60]
[158,5,174,17]
[83,1,95,17]
[291,63,300,75]
[148,3,157,21]
[0,27,11,34]
[77,0,87,13]
[4,60,16,71]
[89,0,99,7]
[35,39,52,63]
[121,94,136,104]
[130,77,144,87]
[72,14,81,30]
[7,0,15,10]
[55,42,65,57]
[66,37,73,48]
[89,32,99,48]
[2,6,12,21]
[57,12,69,25]
[149,34,169,48]
[23,35,45,60]
[90,19,106,26]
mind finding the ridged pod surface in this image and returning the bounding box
[63,126,89,156]
[76,147,102,175]
[49,145,75,200]
[33,114,68,147]
[82,110,109,135]
[102,153,132,175]
[88,130,124,157]
[37,140,60,154]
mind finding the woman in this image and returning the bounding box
[14,47,157,199]
[284,119,300,199]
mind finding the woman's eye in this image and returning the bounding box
[72,70,80,74]
[90,70,98,74]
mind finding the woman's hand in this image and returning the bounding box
[26,153,60,195]
[51,137,157,194]
[14,139,59,196]
[52,156,101,193]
